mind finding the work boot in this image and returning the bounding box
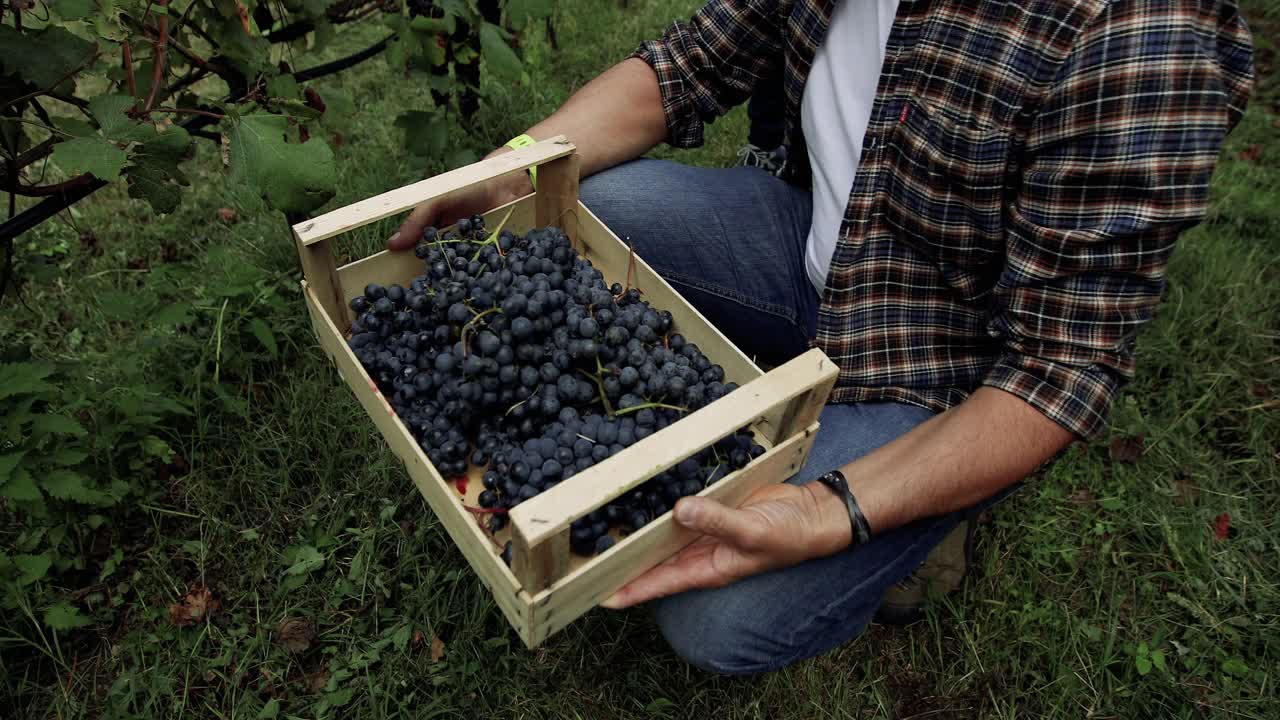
[874,518,975,625]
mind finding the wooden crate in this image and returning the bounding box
[292,136,838,647]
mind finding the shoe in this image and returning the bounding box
[873,518,975,625]
[734,143,788,177]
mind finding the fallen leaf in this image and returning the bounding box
[217,207,238,223]
[1173,476,1200,506]
[1249,382,1271,399]
[127,256,149,271]
[169,585,219,627]
[1213,512,1231,541]
[1067,488,1096,505]
[430,635,446,663]
[412,629,425,649]
[1109,434,1145,463]
[275,616,314,653]
[303,668,329,693]
[1236,144,1262,163]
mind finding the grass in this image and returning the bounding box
[2,1,1278,718]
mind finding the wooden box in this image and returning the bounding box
[292,137,837,647]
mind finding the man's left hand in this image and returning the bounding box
[600,481,852,609]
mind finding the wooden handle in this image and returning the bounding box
[292,135,577,247]
[508,348,838,591]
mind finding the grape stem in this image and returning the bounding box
[460,307,502,356]
[577,368,615,416]
[470,204,517,262]
[613,401,689,417]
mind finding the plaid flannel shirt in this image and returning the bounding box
[633,0,1254,438]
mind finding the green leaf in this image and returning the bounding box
[56,117,99,138]
[300,0,327,18]
[0,363,55,400]
[227,114,336,213]
[250,318,279,358]
[257,699,280,719]
[1135,654,1152,676]
[44,602,93,630]
[479,23,522,81]
[0,25,97,89]
[394,111,448,158]
[265,74,301,100]
[318,89,354,131]
[46,449,90,466]
[52,137,128,181]
[14,553,52,584]
[1222,657,1250,678]
[505,0,553,29]
[89,94,154,143]
[284,545,325,575]
[41,469,95,501]
[1151,649,1167,673]
[312,19,337,52]
[54,0,95,20]
[323,688,353,708]
[126,126,192,214]
[1,468,42,502]
[141,435,174,461]
[410,16,451,34]
[0,452,23,486]
[32,414,87,438]
[153,302,193,327]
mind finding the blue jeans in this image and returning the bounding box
[581,160,976,674]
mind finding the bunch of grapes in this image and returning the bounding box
[347,215,764,563]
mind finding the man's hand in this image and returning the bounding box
[387,158,532,251]
[600,482,852,609]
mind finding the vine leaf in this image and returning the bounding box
[227,114,336,213]
[41,469,98,503]
[54,0,95,21]
[0,26,97,89]
[0,363,55,400]
[90,94,154,143]
[395,111,448,157]
[505,0,554,29]
[479,23,521,81]
[52,137,128,181]
[126,127,193,214]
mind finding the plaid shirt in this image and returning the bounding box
[633,0,1254,438]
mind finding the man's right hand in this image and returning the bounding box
[387,161,532,251]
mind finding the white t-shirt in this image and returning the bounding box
[801,0,900,293]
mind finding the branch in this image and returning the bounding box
[143,0,170,112]
[14,174,95,197]
[123,41,138,101]
[152,107,225,120]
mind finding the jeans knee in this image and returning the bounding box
[652,589,796,676]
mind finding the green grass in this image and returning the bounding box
[2,2,1278,718]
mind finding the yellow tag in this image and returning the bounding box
[504,134,538,189]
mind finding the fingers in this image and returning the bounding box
[673,497,766,551]
[388,203,436,251]
[600,540,722,609]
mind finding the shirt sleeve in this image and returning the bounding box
[982,0,1254,438]
[630,0,786,148]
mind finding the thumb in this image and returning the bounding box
[389,204,435,251]
[673,497,764,550]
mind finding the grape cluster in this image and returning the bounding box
[347,215,764,561]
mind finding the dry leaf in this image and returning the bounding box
[430,635,446,663]
[169,585,219,627]
[1067,488,1096,505]
[303,668,329,693]
[1213,513,1232,542]
[1236,144,1262,163]
[1109,434,1145,463]
[1249,382,1271,399]
[275,616,314,653]
[217,208,238,223]
[1173,477,1200,506]
[412,629,425,649]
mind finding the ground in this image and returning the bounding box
[1,1,1277,718]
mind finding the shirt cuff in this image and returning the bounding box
[630,40,706,149]
[981,353,1123,440]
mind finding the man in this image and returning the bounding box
[388,0,1254,674]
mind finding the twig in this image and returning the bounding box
[123,41,137,100]
[152,107,225,120]
[143,0,170,112]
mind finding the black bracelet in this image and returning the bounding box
[816,469,873,546]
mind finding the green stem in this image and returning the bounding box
[470,204,517,263]
[577,368,615,416]
[613,401,689,418]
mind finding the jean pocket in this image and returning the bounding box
[880,98,1012,302]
